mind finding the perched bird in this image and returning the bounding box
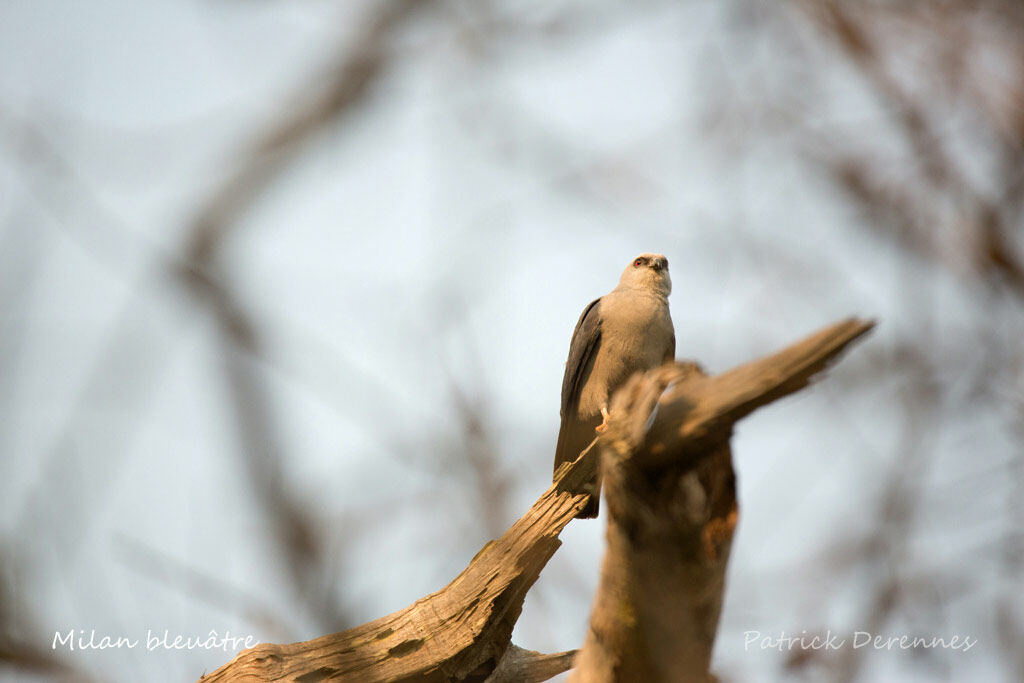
[554,253,676,518]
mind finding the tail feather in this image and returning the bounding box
[554,414,602,519]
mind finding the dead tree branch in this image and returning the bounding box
[200,318,873,682]
[571,318,874,682]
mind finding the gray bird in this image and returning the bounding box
[554,252,676,518]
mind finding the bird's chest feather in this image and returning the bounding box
[579,293,672,415]
[601,304,672,367]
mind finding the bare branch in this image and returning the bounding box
[571,318,874,682]
[484,644,579,683]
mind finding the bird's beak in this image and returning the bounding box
[652,257,667,272]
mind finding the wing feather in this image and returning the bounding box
[560,298,602,419]
[554,297,602,480]
[553,297,604,517]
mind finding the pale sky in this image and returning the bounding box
[1,1,1014,681]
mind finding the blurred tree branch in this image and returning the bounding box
[799,0,1024,296]
[178,0,436,633]
[185,0,430,264]
[709,2,1024,679]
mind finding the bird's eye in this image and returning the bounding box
[634,258,643,267]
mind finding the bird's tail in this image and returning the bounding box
[553,419,601,519]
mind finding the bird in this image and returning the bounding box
[553,252,676,518]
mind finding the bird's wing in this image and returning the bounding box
[560,297,603,419]
[554,297,604,517]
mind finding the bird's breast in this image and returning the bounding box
[577,293,673,417]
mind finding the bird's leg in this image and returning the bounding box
[595,405,611,433]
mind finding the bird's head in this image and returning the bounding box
[618,252,671,296]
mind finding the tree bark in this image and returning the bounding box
[572,318,875,682]
[200,318,873,682]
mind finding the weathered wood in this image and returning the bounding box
[571,317,874,682]
[484,644,579,683]
[200,442,597,682]
[201,318,873,683]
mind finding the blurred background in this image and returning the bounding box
[1,1,1022,681]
